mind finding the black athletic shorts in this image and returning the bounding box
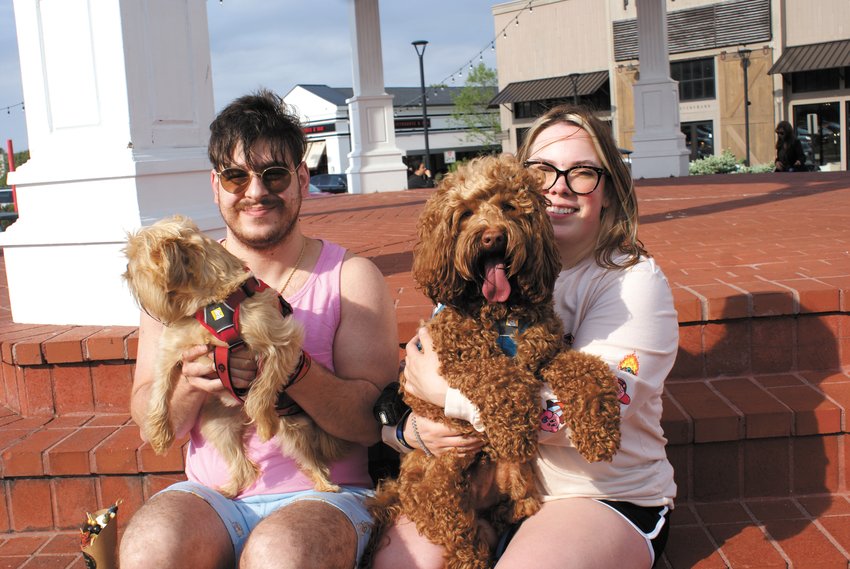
[493,500,671,567]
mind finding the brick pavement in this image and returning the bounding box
[299,172,850,340]
[1,172,848,332]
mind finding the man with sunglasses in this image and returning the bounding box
[119,90,399,569]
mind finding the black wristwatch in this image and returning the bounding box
[373,382,410,426]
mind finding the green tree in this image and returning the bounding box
[0,149,30,188]
[449,63,501,150]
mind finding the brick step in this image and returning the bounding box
[662,370,849,504]
[0,321,847,568]
[0,530,87,569]
[669,312,848,380]
[0,407,187,538]
[661,493,850,568]
[2,368,845,517]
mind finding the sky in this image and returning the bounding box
[0,0,509,151]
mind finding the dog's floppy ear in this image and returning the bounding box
[154,234,199,293]
[412,186,466,304]
[513,184,562,304]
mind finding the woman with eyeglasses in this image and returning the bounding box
[373,105,678,569]
[774,120,807,172]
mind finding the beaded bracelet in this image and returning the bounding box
[411,414,434,457]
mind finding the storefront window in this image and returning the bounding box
[793,102,841,170]
[671,58,715,101]
[516,127,529,148]
[515,100,570,119]
[681,121,714,161]
[513,88,611,119]
[790,69,840,93]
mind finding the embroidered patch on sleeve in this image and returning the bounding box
[618,352,639,376]
[616,378,632,405]
[616,353,638,406]
[539,399,564,432]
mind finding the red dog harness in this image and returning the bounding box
[194,276,309,416]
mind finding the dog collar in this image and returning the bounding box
[194,276,294,404]
[434,305,525,358]
[497,318,523,357]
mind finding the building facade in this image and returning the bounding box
[284,84,499,181]
[492,0,850,171]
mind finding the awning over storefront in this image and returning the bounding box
[489,71,609,107]
[304,140,327,169]
[768,39,850,74]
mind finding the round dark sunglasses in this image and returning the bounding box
[523,160,608,195]
[215,164,299,194]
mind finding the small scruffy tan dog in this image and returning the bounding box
[123,215,349,498]
[365,155,621,569]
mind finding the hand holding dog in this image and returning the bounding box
[403,328,483,457]
[403,327,448,407]
[180,344,258,394]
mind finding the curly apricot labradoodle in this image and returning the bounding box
[366,155,621,569]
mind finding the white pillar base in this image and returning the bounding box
[346,94,408,193]
[630,79,690,179]
[1,150,221,326]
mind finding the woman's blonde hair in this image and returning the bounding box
[516,104,647,269]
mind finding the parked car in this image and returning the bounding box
[310,173,348,194]
[307,183,335,198]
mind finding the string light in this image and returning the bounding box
[230,0,537,110]
[396,0,537,109]
[1,102,25,116]
[431,0,535,90]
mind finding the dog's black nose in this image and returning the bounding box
[481,229,506,252]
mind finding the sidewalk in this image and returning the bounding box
[298,172,850,340]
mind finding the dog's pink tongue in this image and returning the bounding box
[483,259,510,303]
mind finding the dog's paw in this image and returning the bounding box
[146,432,173,456]
[217,482,239,499]
[313,480,341,493]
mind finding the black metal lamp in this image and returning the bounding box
[412,40,431,171]
[738,47,752,166]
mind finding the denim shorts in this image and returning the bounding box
[158,481,374,564]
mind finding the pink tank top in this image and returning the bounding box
[184,240,372,497]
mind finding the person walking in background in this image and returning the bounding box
[407,162,435,189]
[774,120,807,172]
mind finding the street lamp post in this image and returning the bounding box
[739,47,752,166]
[412,40,431,172]
[568,72,580,105]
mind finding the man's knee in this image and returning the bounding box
[119,492,233,569]
[241,501,357,569]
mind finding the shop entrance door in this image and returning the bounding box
[793,102,841,171]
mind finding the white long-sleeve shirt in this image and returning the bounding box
[446,254,678,507]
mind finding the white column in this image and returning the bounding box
[346,0,408,193]
[630,0,689,178]
[3,0,219,326]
